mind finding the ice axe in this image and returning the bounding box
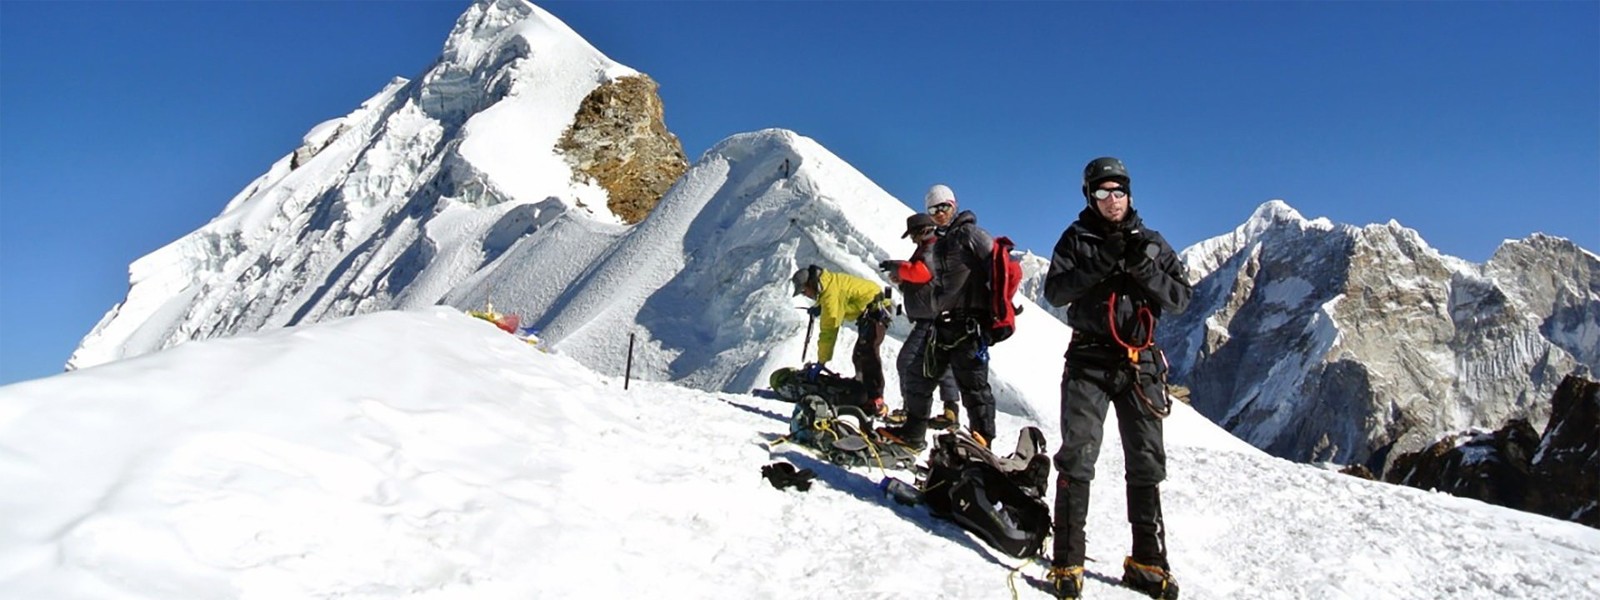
[799,306,816,363]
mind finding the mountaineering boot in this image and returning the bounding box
[966,400,997,446]
[928,406,958,430]
[1044,564,1084,599]
[876,424,927,452]
[1122,557,1179,599]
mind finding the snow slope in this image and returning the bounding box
[4,309,1596,599]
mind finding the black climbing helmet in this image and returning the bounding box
[1081,156,1131,201]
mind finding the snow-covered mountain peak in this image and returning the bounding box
[69,0,683,371]
[1249,198,1305,227]
[440,0,609,62]
[1179,199,1343,283]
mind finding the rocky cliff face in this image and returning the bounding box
[1387,374,1599,528]
[558,74,687,224]
[1158,201,1598,472]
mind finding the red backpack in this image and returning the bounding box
[988,236,1024,343]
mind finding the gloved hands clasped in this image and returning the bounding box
[1103,229,1156,271]
[1124,232,1157,268]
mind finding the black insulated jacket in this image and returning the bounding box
[928,210,995,316]
[1044,207,1191,357]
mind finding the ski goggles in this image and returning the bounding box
[928,203,955,215]
[1090,188,1129,201]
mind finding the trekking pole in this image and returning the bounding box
[800,309,816,363]
[624,332,636,390]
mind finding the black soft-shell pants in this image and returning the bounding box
[1051,348,1169,569]
[896,320,962,413]
[851,308,890,401]
[899,313,996,443]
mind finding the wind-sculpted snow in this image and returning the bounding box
[6,309,1597,599]
[1163,200,1598,474]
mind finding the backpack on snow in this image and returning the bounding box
[920,426,1052,559]
[987,236,1025,343]
[784,395,918,470]
[768,365,874,414]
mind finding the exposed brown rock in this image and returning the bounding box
[557,74,688,224]
[1384,419,1538,509]
[1338,464,1376,480]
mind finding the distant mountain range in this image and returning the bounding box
[1153,200,1597,473]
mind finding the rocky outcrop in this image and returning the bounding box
[1525,374,1599,526]
[1386,374,1599,528]
[1338,464,1376,480]
[557,74,687,224]
[1385,418,1540,509]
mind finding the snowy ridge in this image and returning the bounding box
[477,127,1060,423]
[1162,200,1598,471]
[5,309,1597,599]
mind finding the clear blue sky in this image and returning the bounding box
[2,1,1596,385]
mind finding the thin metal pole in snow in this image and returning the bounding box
[624,332,636,390]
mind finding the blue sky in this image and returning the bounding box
[2,1,1596,385]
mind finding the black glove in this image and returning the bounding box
[806,305,821,317]
[762,462,816,492]
[1125,232,1158,269]
[1101,231,1127,266]
[1124,233,1148,265]
[878,260,904,272]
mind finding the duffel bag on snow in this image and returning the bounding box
[921,426,1052,559]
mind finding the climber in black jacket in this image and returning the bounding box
[1041,157,1191,600]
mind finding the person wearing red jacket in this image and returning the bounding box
[883,212,963,430]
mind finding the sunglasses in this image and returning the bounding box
[928,203,955,215]
[1091,188,1129,201]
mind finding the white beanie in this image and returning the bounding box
[924,184,956,210]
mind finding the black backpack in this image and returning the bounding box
[920,427,1052,559]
